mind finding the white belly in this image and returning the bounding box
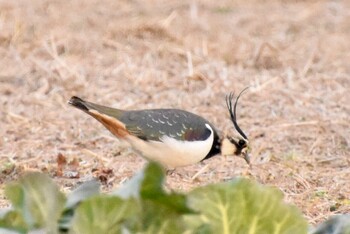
[124,124,214,168]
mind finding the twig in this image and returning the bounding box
[161,11,177,28]
[186,51,194,77]
[82,149,110,165]
[299,42,318,78]
[191,164,209,181]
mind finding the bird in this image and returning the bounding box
[68,89,250,168]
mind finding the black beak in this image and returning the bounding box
[242,151,250,165]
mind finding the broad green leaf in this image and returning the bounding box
[113,162,165,200]
[139,162,165,197]
[114,162,192,214]
[59,180,100,231]
[113,162,193,233]
[140,163,192,214]
[4,172,66,233]
[139,217,188,234]
[70,196,138,234]
[188,178,308,234]
[0,209,27,233]
[131,199,189,234]
[183,215,211,234]
[311,214,350,234]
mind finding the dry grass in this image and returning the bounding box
[1,0,349,225]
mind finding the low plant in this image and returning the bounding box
[0,163,348,234]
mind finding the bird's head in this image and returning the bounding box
[221,88,251,164]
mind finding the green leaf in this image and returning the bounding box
[188,178,308,234]
[0,209,27,233]
[70,196,138,234]
[114,162,192,214]
[139,216,188,234]
[59,180,100,231]
[4,172,66,233]
[113,162,166,200]
[131,198,189,234]
[183,215,211,234]
[112,162,193,233]
[140,163,192,214]
[139,162,165,197]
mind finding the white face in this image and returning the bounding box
[222,136,250,164]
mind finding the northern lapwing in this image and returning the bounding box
[68,90,250,168]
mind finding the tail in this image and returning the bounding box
[68,96,123,118]
[68,96,129,138]
[68,96,90,112]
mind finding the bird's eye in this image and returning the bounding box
[238,139,246,147]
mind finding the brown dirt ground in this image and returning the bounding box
[0,0,349,225]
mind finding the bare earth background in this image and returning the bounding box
[0,0,349,225]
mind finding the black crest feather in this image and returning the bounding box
[226,87,249,140]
